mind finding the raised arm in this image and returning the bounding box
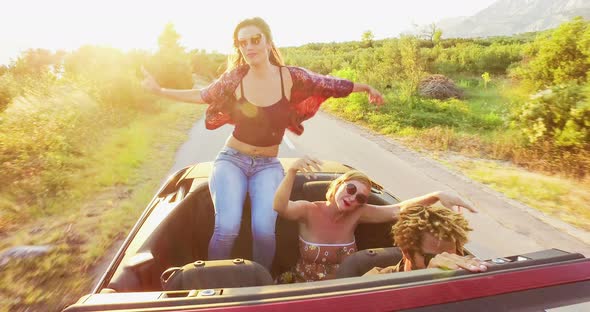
[273,156,323,221]
[141,67,205,104]
[298,67,384,105]
[397,191,476,213]
[359,191,476,223]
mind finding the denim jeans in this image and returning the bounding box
[208,146,284,270]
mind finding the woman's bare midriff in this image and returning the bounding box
[225,135,280,157]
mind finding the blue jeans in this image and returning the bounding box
[208,146,284,270]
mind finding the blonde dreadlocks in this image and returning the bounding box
[393,205,472,254]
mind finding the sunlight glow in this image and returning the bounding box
[1,0,498,65]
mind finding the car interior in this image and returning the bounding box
[104,170,398,292]
[67,164,589,311]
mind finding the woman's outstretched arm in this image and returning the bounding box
[141,67,206,104]
[359,191,477,223]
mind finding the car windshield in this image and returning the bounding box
[2,2,590,311]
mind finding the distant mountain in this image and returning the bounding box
[437,0,590,38]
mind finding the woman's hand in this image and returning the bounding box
[141,66,161,94]
[428,252,489,272]
[289,156,323,179]
[437,191,477,213]
[353,83,384,106]
[367,86,384,106]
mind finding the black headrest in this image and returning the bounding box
[335,247,403,278]
[302,181,331,202]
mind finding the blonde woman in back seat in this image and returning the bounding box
[273,156,476,283]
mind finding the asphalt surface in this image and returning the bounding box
[169,111,590,259]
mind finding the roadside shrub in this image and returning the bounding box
[0,87,101,218]
[323,92,370,122]
[476,43,522,74]
[63,46,157,113]
[512,17,589,90]
[0,72,56,112]
[513,82,589,147]
[190,49,227,79]
[0,74,15,110]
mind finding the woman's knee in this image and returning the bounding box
[214,218,242,236]
[252,227,276,240]
[251,209,278,237]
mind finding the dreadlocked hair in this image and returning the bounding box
[393,205,472,254]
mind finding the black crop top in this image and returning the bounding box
[232,68,292,147]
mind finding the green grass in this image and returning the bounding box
[323,75,590,234]
[93,122,153,186]
[446,158,590,231]
[461,80,509,129]
[324,76,510,135]
[0,102,205,311]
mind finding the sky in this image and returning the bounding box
[0,0,498,65]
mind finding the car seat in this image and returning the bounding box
[335,247,403,278]
[161,258,273,290]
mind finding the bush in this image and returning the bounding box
[432,42,522,76]
[190,49,227,80]
[512,17,589,90]
[0,87,101,217]
[63,46,156,112]
[0,72,56,112]
[513,82,589,147]
[0,74,15,110]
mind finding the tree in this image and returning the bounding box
[150,23,193,89]
[361,30,375,48]
[158,23,183,52]
[513,17,589,90]
[399,36,425,97]
[433,29,443,45]
[11,48,57,76]
[415,22,441,45]
[190,49,227,80]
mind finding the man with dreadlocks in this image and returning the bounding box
[364,205,489,274]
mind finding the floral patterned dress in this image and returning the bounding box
[279,236,358,283]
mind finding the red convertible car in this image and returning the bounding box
[65,159,590,311]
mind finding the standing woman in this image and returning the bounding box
[142,17,384,270]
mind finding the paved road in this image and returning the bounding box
[169,111,590,259]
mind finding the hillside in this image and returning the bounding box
[437,0,590,37]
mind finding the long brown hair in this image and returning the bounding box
[228,17,284,70]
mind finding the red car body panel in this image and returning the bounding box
[168,261,590,312]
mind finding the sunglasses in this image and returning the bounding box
[236,33,263,48]
[345,183,368,205]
